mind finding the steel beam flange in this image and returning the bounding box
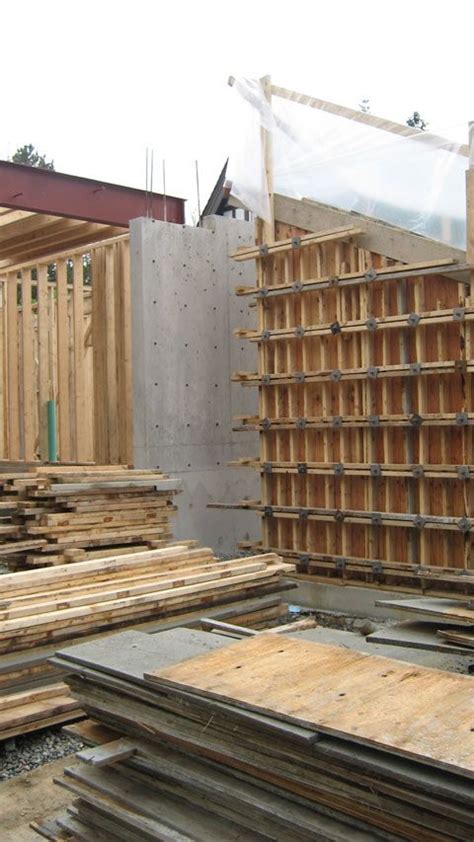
[261,374,272,386]
[297,463,308,475]
[261,330,271,342]
[456,412,469,426]
[291,236,301,249]
[330,321,342,335]
[262,462,273,474]
[366,317,378,331]
[364,267,378,281]
[414,515,426,530]
[294,325,305,338]
[257,287,269,298]
[371,513,382,526]
[261,417,272,429]
[367,366,379,379]
[458,517,472,533]
[409,413,423,427]
[335,510,345,522]
[291,280,303,293]
[453,307,465,321]
[293,372,305,384]
[298,508,309,520]
[369,415,380,428]
[263,506,273,517]
[370,463,381,477]
[330,369,342,382]
[410,362,422,375]
[333,462,344,476]
[332,416,343,428]
[259,244,269,257]
[296,417,307,430]
[457,465,470,480]
[412,465,424,478]
[407,312,421,327]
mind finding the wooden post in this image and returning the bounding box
[465,122,474,569]
[257,75,275,246]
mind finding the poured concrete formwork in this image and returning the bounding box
[130,215,258,552]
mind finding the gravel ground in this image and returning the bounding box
[0,728,83,781]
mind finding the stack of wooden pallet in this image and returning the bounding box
[0,466,181,569]
[366,595,474,653]
[33,629,474,841]
[0,547,292,739]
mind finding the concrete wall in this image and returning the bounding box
[130,215,259,552]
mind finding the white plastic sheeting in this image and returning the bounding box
[228,78,467,249]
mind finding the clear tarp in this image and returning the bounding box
[228,77,467,249]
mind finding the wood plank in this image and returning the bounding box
[145,633,474,777]
[21,268,35,459]
[37,263,50,459]
[6,272,20,459]
[73,255,87,461]
[56,259,71,461]
[374,597,474,625]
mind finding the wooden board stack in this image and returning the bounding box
[0,466,181,569]
[32,629,474,841]
[366,596,474,653]
[0,547,293,740]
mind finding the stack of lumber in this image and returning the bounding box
[0,466,181,569]
[0,547,293,739]
[33,629,474,841]
[367,596,474,654]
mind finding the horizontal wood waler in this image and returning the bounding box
[232,360,470,386]
[236,258,466,296]
[233,412,474,430]
[231,226,362,260]
[230,459,474,480]
[210,502,474,531]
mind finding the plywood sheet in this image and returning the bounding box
[145,634,474,778]
[375,598,474,625]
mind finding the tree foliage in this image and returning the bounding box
[10,144,55,170]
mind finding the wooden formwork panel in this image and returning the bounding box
[229,221,474,594]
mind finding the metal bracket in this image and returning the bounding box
[328,275,339,287]
[414,515,426,530]
[330,321,342,335]
[332,416,343,428]
[291,236,301,249]
[261,374,272,386]
[457,465,470,480]
[259,244,269,257]
[410,362,422,375]
[330,369,342,382]
[367,366,379,379]
[371,512,382,526]
[261,330,271,342]
[261,417,272,429]
[291,280,303,293]
[296,417,307,430]
[364,267,378,282]
[333,462,344,476]
[456,412,469,426]
[366,317,378,331]
[412,465,424,478]
[453,307,465,321]
[262,462,273,474]
[294,325,305,338]
[298,554,310,571]
[298,508,309,520]
[297,462,308,475]
[409,413,423,427]
[335,558,346,574]
[458,517,471,533]
[263,505,273,517]
[372,561,383,576]
[335,510,345,522]
[257,287,269,298]
[293,371,305,384]
[370,463,381,477]
[369,415,380,428]
[407,312,421,327]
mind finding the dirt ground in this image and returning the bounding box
[0,755,76,841]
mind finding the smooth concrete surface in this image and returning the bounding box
[289,579,424,621]
[130,215,259,551]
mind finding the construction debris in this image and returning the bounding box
[32,628,474,841]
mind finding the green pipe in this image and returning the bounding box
[47,400,58,462]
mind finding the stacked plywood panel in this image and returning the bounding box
[32,629,474,841]
[0,466,181,569]
[0,547,292,739]
[221,222,474,596]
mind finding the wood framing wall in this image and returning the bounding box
[229,220,474,595]
[0,237,132,464]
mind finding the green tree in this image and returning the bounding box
[10,143,55,170]
[406,111,428,131]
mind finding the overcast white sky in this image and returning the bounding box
[2,0,473,220]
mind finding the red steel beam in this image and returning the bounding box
[0,161,185,226]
